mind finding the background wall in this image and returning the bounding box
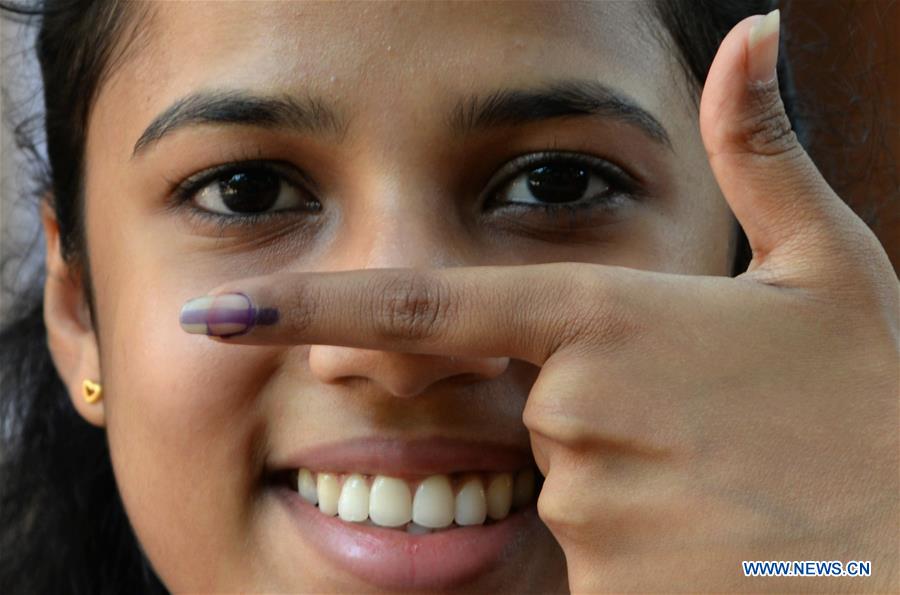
[0,1,897,324]
[785,0,899,272]
[1,12,43,322]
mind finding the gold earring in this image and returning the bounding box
[82,379,103,404]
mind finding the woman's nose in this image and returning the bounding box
[308,346,510,398]
[306,200,509,398]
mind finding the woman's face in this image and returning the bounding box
[74,1,732,591]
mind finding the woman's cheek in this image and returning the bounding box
[102,278,273,588]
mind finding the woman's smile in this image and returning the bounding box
[263,437,542,589]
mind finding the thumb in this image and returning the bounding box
[700,9,855,273]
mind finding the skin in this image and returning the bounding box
[40,1,898,593]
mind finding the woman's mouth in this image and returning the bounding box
[269,465,539,532]
[264,437,546,591]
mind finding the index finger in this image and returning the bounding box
[177,263,637,366]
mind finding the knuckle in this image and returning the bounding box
[535,467,592,541]
[523,391,594,447]
[739,85,801,157]
[284,282,319,336]
[369,270,453,343]
[536,489,580,538]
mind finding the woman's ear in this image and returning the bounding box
[40,198,105,428]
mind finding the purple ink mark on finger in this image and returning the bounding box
[179,292,280,338]
[215,292,280,338]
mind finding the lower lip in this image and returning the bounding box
[271,485,538,591]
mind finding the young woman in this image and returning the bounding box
[1,1,896,593]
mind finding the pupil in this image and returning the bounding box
[219,170,280,213]
[527,164,589,203]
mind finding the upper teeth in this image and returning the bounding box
[295,467,537,530]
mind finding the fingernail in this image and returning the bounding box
[179,292,277,337]
[747,9,780,84]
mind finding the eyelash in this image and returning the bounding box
[483,151,638,214]
[168,160,312,232]
[168,151,640,231]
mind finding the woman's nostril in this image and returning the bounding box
[308,346,507,398]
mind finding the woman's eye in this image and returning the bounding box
[487,153,637,214]
[192,166,311,216]
[169,160,321,229]
[497,162,605,206]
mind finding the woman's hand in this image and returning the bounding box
[180,11,898,592]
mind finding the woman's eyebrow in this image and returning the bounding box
[131,79,672,159]
[131,90,345,158]
[448,80,672,149]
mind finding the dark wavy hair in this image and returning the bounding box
[0,1,796,592]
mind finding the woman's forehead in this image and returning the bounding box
[90,0,682,167]
[143,1,651,55]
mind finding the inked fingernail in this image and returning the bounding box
[179,292,278,337]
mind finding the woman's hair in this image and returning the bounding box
[0,1,791,592]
